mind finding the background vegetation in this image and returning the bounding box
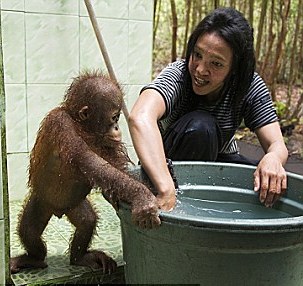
[152,0,303,134]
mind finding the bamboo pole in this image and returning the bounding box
[84,0,129,119]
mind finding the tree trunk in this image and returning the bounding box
[268,0,291,101]
[170,0,178,62]
[153,0,161,49]
[260,0,275,81]
[290,93,303,121]
[288,0,302,87]
[288,0,303,119]
[255,0,268,63]
[249,0,254,26]
[214,0,220,9]
[190,0,198,35]
[182,0,192,59]
[299,24,303,84]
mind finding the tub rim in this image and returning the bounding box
[127,161,303,233]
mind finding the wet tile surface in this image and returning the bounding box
[10,192,125,285]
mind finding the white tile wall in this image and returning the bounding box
[5,84,27,153]
[1,0,25,11]
[79,17,129,83]
[2,0,154,201]
[80,0,129,19]
[128,20,153,84]
[26,13,79,84]
[2,11,25,84]
[129,0,154,20]
[7,153,29,201]
[25,0,79,15]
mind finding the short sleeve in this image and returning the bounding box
[243,74,278,131]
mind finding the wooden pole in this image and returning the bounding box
[84,0,129,119]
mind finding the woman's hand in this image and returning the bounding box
[254,122,288,207]
[253,152,287,207]
[156,188,176,211]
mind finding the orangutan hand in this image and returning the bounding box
[131,196,161,229]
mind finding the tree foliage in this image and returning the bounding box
[153,0,303,124]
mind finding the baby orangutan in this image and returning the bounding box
[10,71,161,274]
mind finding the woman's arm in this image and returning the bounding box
[128,89,176,211]
[254,122,288,207]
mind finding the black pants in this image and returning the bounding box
[163,110,259,166]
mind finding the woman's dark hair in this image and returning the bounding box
[186,7,255,103]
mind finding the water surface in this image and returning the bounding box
[173,196,292,219]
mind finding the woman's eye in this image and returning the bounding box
[212,61,223,68]
[194,51,202,59]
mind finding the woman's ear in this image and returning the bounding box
[79,106,89,121]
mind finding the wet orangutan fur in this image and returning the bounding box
[10,70,160,274]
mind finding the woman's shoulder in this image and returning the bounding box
[168,59,187,69]
[160,59,187,75]
[251,72,267,86]
[243,72,270,104]
[152,59,188,88]
[244,72,268,96]
[141,60,187,98]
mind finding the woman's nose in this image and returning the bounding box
[196,60,210,75]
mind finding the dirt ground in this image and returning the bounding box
[236,123,303,160]
[237,84,303,159]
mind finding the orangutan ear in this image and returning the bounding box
[79,106,90,121]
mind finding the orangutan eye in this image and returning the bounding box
[112,113,120,123]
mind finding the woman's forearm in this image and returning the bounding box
[256,122,288,166]
[128,116,175,194]
[266,140,288,166]
[128,90,177,210]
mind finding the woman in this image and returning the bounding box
[128,7,288,211]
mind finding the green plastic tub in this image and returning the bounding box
[118,162,303,285]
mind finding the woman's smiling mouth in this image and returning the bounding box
[194,76,209,86]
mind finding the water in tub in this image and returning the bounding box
[173,184,292,219]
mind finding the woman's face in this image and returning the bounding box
[188,32,233,98]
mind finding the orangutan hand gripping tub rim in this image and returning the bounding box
[10,70,161,274]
